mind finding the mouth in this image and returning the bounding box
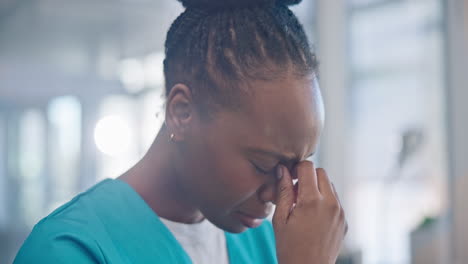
[235,211,267,228]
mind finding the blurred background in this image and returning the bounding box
[0,0,467,263]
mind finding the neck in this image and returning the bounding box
[119,126,205,224]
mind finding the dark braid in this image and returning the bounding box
[164,0,318,118]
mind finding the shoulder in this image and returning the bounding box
[14,180,119,264]
[14,218,105,264]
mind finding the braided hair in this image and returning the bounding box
[164,0,317,118]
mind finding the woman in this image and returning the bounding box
[14,0,347,263]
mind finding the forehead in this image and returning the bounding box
[214,75,324,160]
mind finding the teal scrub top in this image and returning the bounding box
[13,179,278,263]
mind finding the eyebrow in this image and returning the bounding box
[248,148,315,163]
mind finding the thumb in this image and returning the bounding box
[273,165,294,225]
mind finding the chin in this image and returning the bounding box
[205,214,248,234]
[222,223,248,234]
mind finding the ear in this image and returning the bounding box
[165,83,196,142]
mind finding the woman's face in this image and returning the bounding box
[174,75,324,233]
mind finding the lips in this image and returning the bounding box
[236,211,268,228]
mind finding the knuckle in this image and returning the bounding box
[339,206,346,218]
[340,208,346,222]
[300,194,322,206]
[296,195,323,211]
[327,200,341,213]
[296,200,312,210]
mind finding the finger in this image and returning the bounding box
[273,165,294,225]
[330,183,348,236]
[316,168,334,199]
[296,161,321,202]
[331,182,343,207]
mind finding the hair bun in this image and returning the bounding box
[177,0,302,9]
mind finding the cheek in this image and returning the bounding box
[183,132,263,210]
[211,155,260,199]
[197,150,263,213]
[219,158,261,192]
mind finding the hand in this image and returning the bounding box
[273,161,348,264]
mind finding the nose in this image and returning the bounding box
[258,181,278,205]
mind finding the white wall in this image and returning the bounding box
[315,1,349,200]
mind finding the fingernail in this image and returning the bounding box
[276,165,283,181]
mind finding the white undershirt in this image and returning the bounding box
[160,217,230,264]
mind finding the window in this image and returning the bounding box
[347,0,448,263]
[47,96,82,210]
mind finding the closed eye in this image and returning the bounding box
[250,161,275,175]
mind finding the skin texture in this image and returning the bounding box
[273,163,348,264]
[120,73,347,263]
